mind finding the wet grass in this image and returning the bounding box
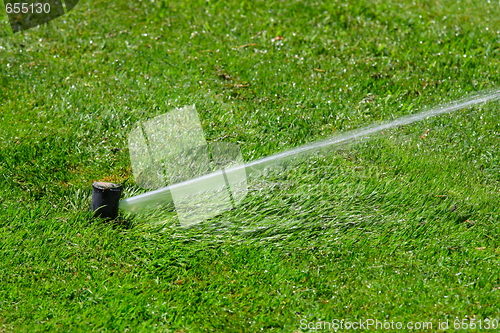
[0,0,499,331]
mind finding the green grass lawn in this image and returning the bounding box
[1,0,499,331]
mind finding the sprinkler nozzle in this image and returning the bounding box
[91,182,123,220]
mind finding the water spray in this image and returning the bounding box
[92,89,500,223]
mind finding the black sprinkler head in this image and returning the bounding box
[91,182,123,220]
